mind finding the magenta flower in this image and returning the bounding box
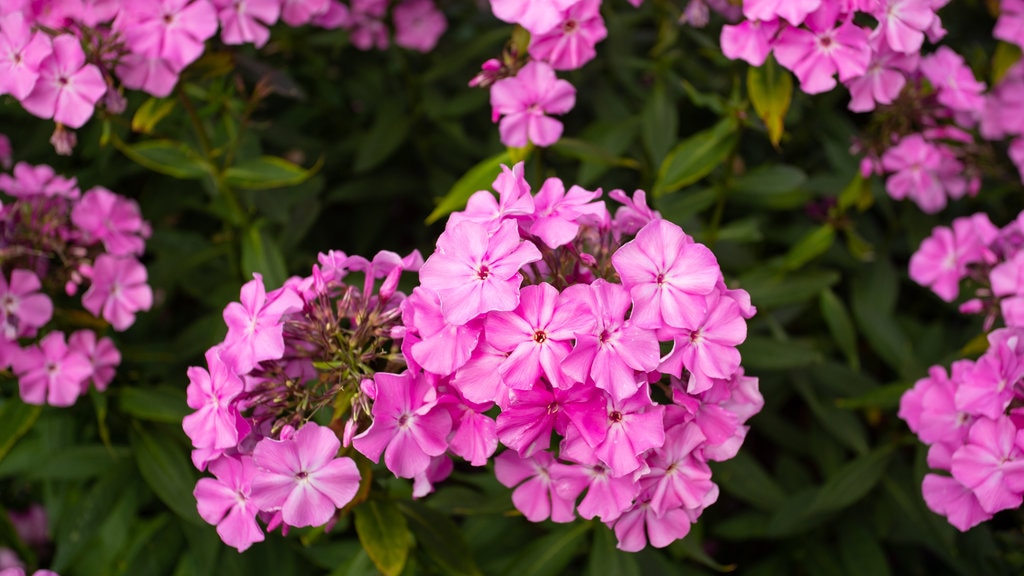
[845,36,917,112]
[950,416,1024,514]
[489,0,580,35]
[71,186,149,256]
[494,450,579,522]
[526,177,605,249]
[490,61,576,148]
[0,162,79,199]
[281,0,330,26]
[393,0,447,53]
[611,499,694,552]
[641,421,714,516]
[772,5,871,95]
[920,46,986,113]
[659,290,746,394]
[118,0,219,70]
[20,35,106,129]
[995,0,1024,49]
[12,331,92,407]
[353,371,452,478]
[921,474,992,532]
[68,329,120,392]
[419,219,542,326]
[221,274,303,374]
[403,287,482,376]
[194,455,265,552]
[213,0,281,47]
[250,424,361,528]
[871,0,936,53]
[743,0,821,25]
[558,458,639,523]
[561,386,665,477]
[183,348,245,450]
[720,19,779,67]
[0,269,53,340]
[528,0,607,71]
[0,11,51,101]
[115,53,180,98]
[496,378,607,455]
[881,134,947,213]
[82,255,153,331]
[611,219,721,331]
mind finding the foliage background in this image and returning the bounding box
[2,1,1024,574]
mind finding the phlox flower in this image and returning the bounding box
[489,0,580,35]
[0,569,60,576]
[921,473,992,531]
[641,421,714,516]
[251,424,361,528]
[0,162,78,199]
[494,450,579,522]
[525,177,605,249]
[393,0,447,53]
[845,35,917,112]
[403,287,482,376]
[184,347,245,450]
[995,0,1024,49]
[495,377,607,455]
[880,134,948,213]
[909,213,997,301]
[528,0,607,71]
[954,329,1024,420]
[444,395,498,466]
[447,162,535,231]
[950,416,1024,514]
[347,0,389,50]
[0,11,51,101]
[117,0,219,70]
[611,498,695,552]
[743,0,821,26]
[281,0,330,26]
[194,455,265,552]
[71,186,149,256]
[212,0,281,47]
[659,289,747,394]
[899,364,975,448]
[611,219,721,331]
[920,47,986,113]
[720,19,779,67]
[20,35,106,129]
[115,53,180,98]
[419,219,542,326]
[0,269,53,340]
[556,457,639,523]
[81,255,153,331]
[353,370,452,478]
[490,60,576,148]
[12,331,92,407]
[871,0,936,54]
[68,329,120,392]
[220,273,303,374]
[609,189,660,239]
[772,4,871,95]
[561,385,666,477]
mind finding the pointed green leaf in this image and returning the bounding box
[0,397,42,465]
[131,98,177,134]
[587,526,640,576]
[354,498,412,576]
[353,98,412,173]
[747,56,792,148]
[132,426,202,525]
[426,150,513,224]
[642,82,678,168]
[654,118,738,197]
[117,139,212,180]
[120,386,190,424]
[240,221,287,289]
[395,500,481,576]
[819,288,859,368]
[505,522,591,576]
[783,225,835,270]
[224,156,320,190]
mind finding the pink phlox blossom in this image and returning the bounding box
[68,329,119,392]
[845,34,917,112]
[280,0,330,25]
[920,46,986,113]
[485,283,595,390]
[641,421,714,516]
[495,450,580,522]
[870,0,936,54]
[0,269,52,339]
[184,347,246,450]
[489,0,580,35]
[419,219,542,326]
[495,377,607,455]
[20,34,106,129]
[411,453,453,498]
[194,454,265,552]
[609,189,661,239]
[449,162,535,231]
[403,287,482,376]
[996,0,1024,49]
[442,392,498,466]
[312,0,350,28]
[955,329,1024,420]
[212,0,281,47]
[561,279,660,401]
[991,251,1024,299]
[71,186,150,256]
[347,249,422,304]
[921,473,992,531]
[220,273,302,374]
[881,133,950,213]
[393,0,447,53]
[899,363,975,448]
[115,53,180,98]
[980,64,1024,140]
[0,162,78,199]
[556,456,639,523]
[117,0,219,70]
[659,289,746,394]
[451,339,509,405]
[347,0,390,50]
[611,219,721,331]
[250,423,361,528]
[81,255,153,331]
[950,416,1024,514]
[610,497,696,552]
[525,177,605,249]
[12,331,92,406]
[743,0,821,25]
[720,18,779,66]
[0,11,51,101]
[528,0,607,71]
[772,3,871,95]
[490,60,576,148]
[0,569,61,576]
[353,370,453,478]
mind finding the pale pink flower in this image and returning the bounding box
[194,455,265,552]
[490,60,576,148]
[489,0,579,35]
[393,0,447,53]
[528,0,607,71]
[213,0,281,47]
[81,255,153,331]
[12,331,92,407]
[20,35,106,129]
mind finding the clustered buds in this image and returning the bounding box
[186,162,761,553]
[901,211,1024,530]
[0,136,151,407]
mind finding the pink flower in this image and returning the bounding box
[115,54,180,98]
[68,329,120,392]
[71,186,149,256]
[393,0,447,53]
[494,450,579,522]
[611,498,694,552]
[920,46,986,113]
[12,331,92,407]
[489,0,579,35]
[995,0,1024,49]
[0,162,78,199]
[525,177,605,249]
[950,416,1024,514]
[921,474,992,531]
[419,219,542,326]
[20,35,106,129]
[0,11,51,101]
[772,4,871,95]
[184,347,245,450]
[251,424,361,528]
[194,455,265,552]
[490,60,576,148]
[82,255,153,331]
[845,35,917,112]
[871,0,936,54]
[220,274,303,374]
[0,269,53,340]
[659,290,746,394]
[611,219,721,331]
[213,0,281,47]
[719,19,779,66]
[281,0,330,26]
[743,0,821,26]
[117,0,219,70]
[528,0,607,71]
[881,134,947,213]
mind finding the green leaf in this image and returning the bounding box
[120,386,190,424]
[132,97,177,134]
[24,445,130,480]
[741,270,839,309]
[0,397,41,465]
[587,526,640,576]
[131,426,202,525]
[426,150,512,224]
[711,451,786,511]
[551,138,639,170]
[851,260,914,378]
[224,156,320,190]
[783,225,835,270]
[642,82,678,168]
[729,164,810,209]
[505,522,591,576]
[835,383,910,410]
[809,445,893,514]
[354,498,412,576]
[819,289,859,369]
[240,221,287,289]
[747,56,793,148]
[739,337,823,371]
[794,379,869,455]
[116,139,212,180]
[654,118,738,197]
[395,500,481,576]
[353,98,412,173]
[837,172,873,212]
[992,41,1023,85]
[838,517,891,576]
[51,461,135,571]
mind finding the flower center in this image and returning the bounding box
[533,330,547,344]
[609,410,623,423]
[476,264,490,280]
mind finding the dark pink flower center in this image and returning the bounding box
[476,264,490,280]
[609,410,623,423]
[533,330,547,344]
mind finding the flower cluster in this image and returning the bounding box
[0,141,151,407]
[186,162,762,553]
[0,0,447,153]
[0,505,54,575]
[901,210,1024,530]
